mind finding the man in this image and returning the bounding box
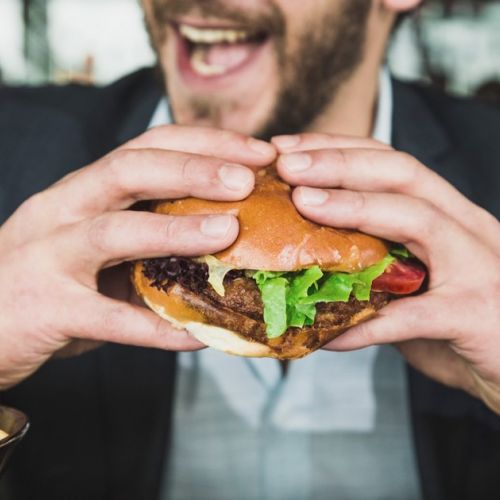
[0,0,499,499]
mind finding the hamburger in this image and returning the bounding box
[133,168,425,359]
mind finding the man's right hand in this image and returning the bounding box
[0,126,276,389]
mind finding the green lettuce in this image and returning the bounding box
[390,245,413,259]
[259,277,289,339]
[252,254,396,339]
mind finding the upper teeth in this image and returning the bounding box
[179,24,253,44]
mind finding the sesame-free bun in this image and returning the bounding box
[155,168,388,273]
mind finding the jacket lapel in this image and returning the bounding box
[99,345,177,500]
[99,69,176,500]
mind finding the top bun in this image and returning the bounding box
[155,168,388,272]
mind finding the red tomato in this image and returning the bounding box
[372,260,426,295]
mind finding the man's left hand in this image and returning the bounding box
[273,133,500,414]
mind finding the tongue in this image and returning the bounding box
[203,42,255,71]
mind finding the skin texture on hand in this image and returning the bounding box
[0,125,276,390]
[273,132,500,415]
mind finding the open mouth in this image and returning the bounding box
[173,21,271,81]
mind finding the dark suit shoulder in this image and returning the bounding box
[394,78,500,143]
[0,67,159,146]
[393,79,500,215]
[0,68,161,219]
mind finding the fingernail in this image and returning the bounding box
[298,187,329,206]
[247,137,275,156]
[272,135,301,150]
[200,215,233,238]
[281,152,312,172]
[218,164,253,191]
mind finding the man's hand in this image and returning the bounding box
[0,125,276,389]
[273,132,500,414]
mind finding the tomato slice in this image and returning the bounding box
[372,260,426,295]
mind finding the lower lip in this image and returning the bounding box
[173,27,271,90]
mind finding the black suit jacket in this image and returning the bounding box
[0,69,499,500]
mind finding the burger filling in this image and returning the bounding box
[142,247,424,339]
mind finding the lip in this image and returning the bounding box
[171,22,271,91]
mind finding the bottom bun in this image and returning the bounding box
[142,294,275,358]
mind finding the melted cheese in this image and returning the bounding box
[196,255,234,297]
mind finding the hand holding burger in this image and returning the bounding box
[271,132,500,414]
[135,130,500,416]
[0,126,276,389]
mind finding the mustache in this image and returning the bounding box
[151,0,285,35]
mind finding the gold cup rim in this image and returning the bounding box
[0,406,30,449]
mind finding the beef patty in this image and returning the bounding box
[142,257,390,356]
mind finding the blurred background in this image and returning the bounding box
[0,0,500,102]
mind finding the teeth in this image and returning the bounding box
[179,24,252,44]
[190,46,227,76]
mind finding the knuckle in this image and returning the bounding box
[217,128,246,144]
[100,304,127,339]
[354,321,378,346]
[333,148,352,178]
[163,215,185,241]
[180,155,199,183]
[349,190,368,213]
[292,132,308,145]
[335,148,349,169]
[86,214,116,254]
[143,124,172,141]
[102,149,135,193]
[16,191,48,219]
[393,152,423,192]
[410,199,441,240]
[153,315,171,341]
[180,155,217,187]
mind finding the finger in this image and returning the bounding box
[323,295,454,351]
[30,150,256,229]
[292,186,474,272]
[272,133,391,153]
[323,298,477,394]
[279,148,497,246]
[72,294,205,351]
[123,124,276,166]
[54,211,239,272]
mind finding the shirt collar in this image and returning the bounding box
[373,67,393,145]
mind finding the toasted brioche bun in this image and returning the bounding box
[155,169,388,273]
[132,168,390,359]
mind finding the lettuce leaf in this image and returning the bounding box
[287,266,323,327]
[259,277,289,339]
[207,248,409,339]
[390,245,413,259]
[252,255,396,339]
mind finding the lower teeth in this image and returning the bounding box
[190,46,227,76]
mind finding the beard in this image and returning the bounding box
[145,0,372,140]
